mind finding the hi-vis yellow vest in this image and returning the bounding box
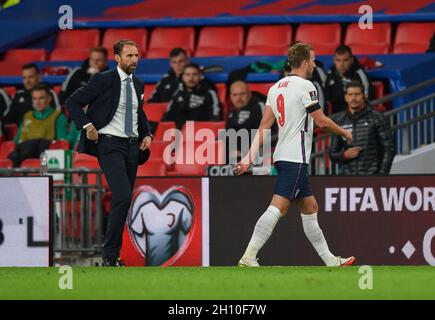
[20,109,60,142]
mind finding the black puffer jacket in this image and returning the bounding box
[329,106,395,175]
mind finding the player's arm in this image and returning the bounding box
[234,105,275,175]
[310,107,352,144]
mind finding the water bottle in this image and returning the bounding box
[40,151,48,176]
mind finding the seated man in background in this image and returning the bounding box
[162,63,220,129]
[60,46,109,104]
[226,81,264,162]
[4,63,60,126]
[8,84,68,167]
[148,48,189,103]
[329,81,394,175]
[324,45,371,114]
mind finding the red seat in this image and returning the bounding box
[54,29,100,50]
[0,159,12,168]
[52,85,62,96]
[215,83,228,120]
[244,25,292,56]
[50,140,70,150]
[149,140,172,161]
[4,49,47,63]
[4,124,18,140]
[2,86,16,98]
[0,141,15,159]
[393,23,435,54]
[0,62,22,76]
[195,26,244,57]
[345,23,392,54]
[144,84,156,102]
[147,27,195,58]
[248,83,273,97]
[168,140,224,176]
[102,28,148,58]
[181,121,226,141]
[73,153,106,186]
[137,160,166,176]
[144,103,168,122]
[295,23,341,55]
[155,122,177,141]
[371,81,387,112]
[20,158,40,168]
[50,49,89,61]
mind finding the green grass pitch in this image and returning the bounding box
[0,266,434,300]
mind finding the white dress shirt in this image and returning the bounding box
[98,66,139,137]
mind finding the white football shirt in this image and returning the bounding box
[266,75,319,164]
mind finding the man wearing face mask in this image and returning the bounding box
[162,63,220,129]
[60,46,109,104]
[66,39,153,267]
[329,80,394,175]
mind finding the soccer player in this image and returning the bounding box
[234,43,355,267]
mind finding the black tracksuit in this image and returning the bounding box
[325,58,371,114]
[162,81,221,129]
[60,59,109,104]
[148,69,181,103]
[329,106,395,175]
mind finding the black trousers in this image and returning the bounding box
[97,134,139,259]
[8,139,51,167]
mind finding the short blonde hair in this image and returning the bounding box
[287,42,313,69]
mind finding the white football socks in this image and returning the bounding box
[301,212,337,266]
[242,205,282,260]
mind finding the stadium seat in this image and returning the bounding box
[73,153,107,187]
[155,121,177,141]
[137,160,167,176]
[393,23,435,54]
[248,83,273,97]
[195,26,244,57]
[102,28,148,58]
[143,84,156,101]
[20,158,40,168]
[181,121,226,141]
[0,62,22,76]
[0,141,15,159]
[215,83,228,120]
[370,81,387,112]
[4,124,18,140]
[50,140,70,150]
[0,159,12,168]
[344,23,392,54]
[149,140,172,160]
[4,49,47,63]
[244,25,292,56]
[54,29,100,50]
[168,140,224,176]
[147,27,195,58]
[50,49,90,61]
[144,103,168,122]
[295,23,341,55]
[2,86,16,98]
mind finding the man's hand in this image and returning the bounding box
[85,124,99,142]
[233,156,251,176]
[342,129,353,144]
[139,136,152,151]
[344,147,362,159]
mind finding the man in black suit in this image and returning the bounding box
[66,40,153,266]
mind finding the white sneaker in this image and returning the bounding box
[325,255,356,267]
[238,257,260,267]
